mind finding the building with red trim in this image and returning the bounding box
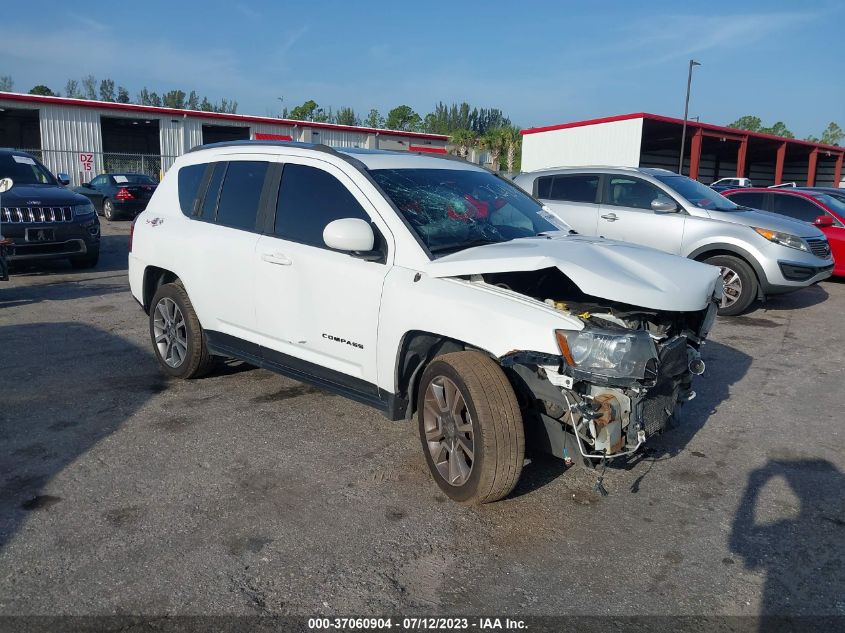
[0,92,448,185]
[521,113,844,188]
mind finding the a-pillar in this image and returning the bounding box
[689,128,703,181]
[806,149,818,187]
[774,142,787,185]
[736,137,748,178]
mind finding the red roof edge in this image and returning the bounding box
[521,112,845,153]
[0,92,449,141]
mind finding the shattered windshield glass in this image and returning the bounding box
[370,168,565,255]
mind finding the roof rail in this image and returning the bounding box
[187,139,343,156]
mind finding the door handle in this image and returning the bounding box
[600,213,619,221]
[261,252,292,266]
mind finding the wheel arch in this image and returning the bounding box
[142,266,181,313]
[392,330,498,421]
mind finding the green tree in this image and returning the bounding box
[29,85,56,96]
[727,115,763,132]
[502,126,522,173]
[479,128,506,171]
[761,121,794,139]
[163,89,187,109]
[64,79,82,98]
[820,122,844,146]
[450,129,477,159]
[186,90,199,110]
[385,105,421,131]
[81,75,97,100]
[0,75,13,92]
[363,108,384,128]
[312,106,333,123]
[200,96,213,112]
[149,92,162,107]
[99,79,115,102]
[335,107,359,126]
[116,86,130,103]
[289,99,319,121]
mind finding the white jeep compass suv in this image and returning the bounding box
[129,141,722,503]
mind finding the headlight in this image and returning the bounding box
[74,202,96,217]
[555,327,657,380]
[752,227,808,252]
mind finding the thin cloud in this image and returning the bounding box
[235,3,261,20]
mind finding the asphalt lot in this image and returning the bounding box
[1,220,843,620]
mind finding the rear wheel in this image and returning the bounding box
[705,254,758,316]
[417,351,524,504]
[149,283,214,378]
[103,199,117,221]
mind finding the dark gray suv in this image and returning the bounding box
[0,150,100,269]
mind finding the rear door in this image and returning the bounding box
[535,173,601,235]
[598,175,686,254]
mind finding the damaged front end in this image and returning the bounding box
[487,268,720,464]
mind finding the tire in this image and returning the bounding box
[103,199,117,221]
[417,351,524,504]
[149,282,214,379]
[705,254,758,316]
[70,246,100,269]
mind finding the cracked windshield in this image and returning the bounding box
[370,168,567,255]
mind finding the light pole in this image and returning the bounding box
[678,59,701,174]
[277,96,284,118]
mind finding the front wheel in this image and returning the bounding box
[149,283,214,378]
[417,351,524,504]
[705,254,758,316]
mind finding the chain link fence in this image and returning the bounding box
[15,149,178,187]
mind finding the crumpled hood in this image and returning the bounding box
[424,234,722,312]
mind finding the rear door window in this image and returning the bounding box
[177,164,207,216]
[772,194,823,223]
[200,163,227,220]
[549,174,600,203]
[215,161,269,231]
[726,191,766,208]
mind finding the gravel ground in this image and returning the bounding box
[0,221,843,622]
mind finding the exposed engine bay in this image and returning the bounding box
[472,268,719,464]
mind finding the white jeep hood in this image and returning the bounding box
[424,234,721,312]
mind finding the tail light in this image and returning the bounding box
[115,187,135,200]
[129,216,136,253]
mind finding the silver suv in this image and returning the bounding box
[514,167,833,315]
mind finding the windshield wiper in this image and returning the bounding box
[430,238,505,254]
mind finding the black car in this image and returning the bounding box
[74,173,158,220]
[0,150,100,269]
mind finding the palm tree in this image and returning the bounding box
[502,126,522,174]
[480,128,506,171]
[449,129,477,159]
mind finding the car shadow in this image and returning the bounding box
[0,322,159,551]
[729,459,845,620]
[756,283,829,313]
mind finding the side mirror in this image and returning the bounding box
[814,215,834,228]
[323,218,375,253]
[57,173,71,186]
[82,182,94,188]
[0,177,13,193]
[651,199,678,213]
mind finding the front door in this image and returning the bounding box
[598,175,686,254]
[254,157,392,393]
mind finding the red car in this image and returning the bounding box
[723,187,845,276]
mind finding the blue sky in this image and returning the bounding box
[2,0,843,137]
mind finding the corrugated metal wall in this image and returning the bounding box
[520,118,644,172]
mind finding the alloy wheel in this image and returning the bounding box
[720,266,742,309]
[153,297,188,368]
[422,376,475,486]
